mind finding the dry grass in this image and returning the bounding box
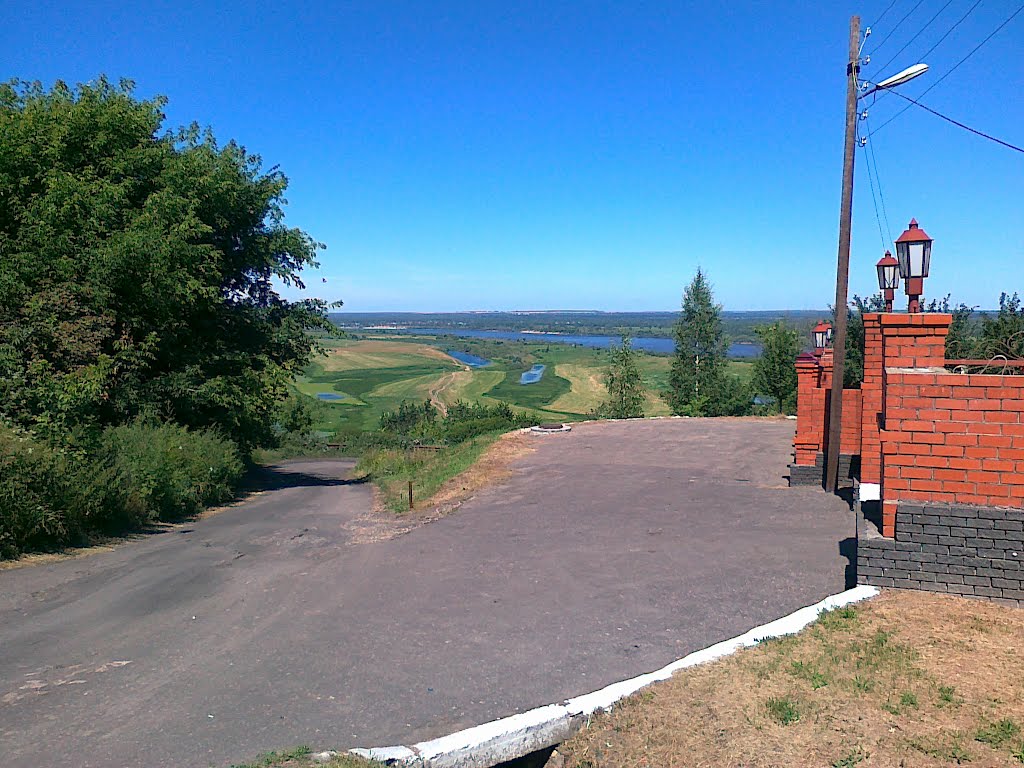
[318,340,454,371]
[560,590,1024,768]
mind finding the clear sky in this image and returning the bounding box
[4,1,1021,312]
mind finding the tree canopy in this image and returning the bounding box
[668,270,748,416]
[0,78,332,451]
[599,336,645,419]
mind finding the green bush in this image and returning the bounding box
[97,422,244,527]
[0,422,244,558]
[0,426,82,557]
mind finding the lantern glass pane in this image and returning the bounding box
[921,241,931,277]
[896,242,910,277]
[909,243,924,277]
[886,264,899,289]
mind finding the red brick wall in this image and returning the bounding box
[860,314,884,486]
[793,349,863,465]
[881,370,1024,534]
[839,390,862,454]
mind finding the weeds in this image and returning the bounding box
[832,747,867,767]
[976,718,1021,747]
[765,696,800,725]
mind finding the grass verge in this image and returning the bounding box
[356,431,516,512]
[229,746,379,768]
[560,589,1024,767]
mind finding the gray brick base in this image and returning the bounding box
[857,502,1024,607]
[788,451,857,488]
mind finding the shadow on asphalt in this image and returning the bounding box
[239,467,369,494]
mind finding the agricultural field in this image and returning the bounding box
[295,335,698,438]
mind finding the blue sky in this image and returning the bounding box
[4,1,1021,311]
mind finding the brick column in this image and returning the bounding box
[793,352,824,467]
[878,313,952,535]
[859,313,884,501]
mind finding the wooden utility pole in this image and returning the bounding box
[825,15,861,493]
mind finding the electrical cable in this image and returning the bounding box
[871,0,983,106]
[868,0,929,55]
[858,117,890,250]
[885,90,1024,152]
[864,115,895,243]
[874,0,956,74]
[871,2,1024,134]
[870,0,900,29]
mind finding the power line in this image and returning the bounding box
[916,0,985,64]
[871,0,983,106]
[885,89,1024,153]
[869,0,929,55]
[874,0,956,74]
[864,115,894,243]
[871,2,1024,134]
[870,0,900,29]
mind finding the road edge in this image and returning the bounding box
[349,584,880,767]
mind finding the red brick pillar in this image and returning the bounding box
[859,313,884,501]
[793,352,824,466]
[879,313,952,535]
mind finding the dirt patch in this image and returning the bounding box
[345,431,536,543]
[560,589,1024,768]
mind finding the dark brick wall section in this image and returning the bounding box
[857,501,1024,606]
[789,452,857,488]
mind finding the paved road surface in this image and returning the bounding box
[0,419,854,767]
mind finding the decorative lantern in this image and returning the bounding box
[876,250,899,312]
[813,321,833,352]
[894,218,933,312]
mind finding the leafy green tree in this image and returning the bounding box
[0,78,333,452]
[668,270,748,416]
[599,336,645,419]
[974,292,1023,360]
[752,321,800,414]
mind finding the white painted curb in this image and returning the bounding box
[351,584,879,767]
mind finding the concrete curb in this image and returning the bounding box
[351,584,880,767]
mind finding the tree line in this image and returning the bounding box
[1,79,329,557]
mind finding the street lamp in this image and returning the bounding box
[813,321,833,353]
[894,218,933,313]
[876,250,900,312]
[825,14,930,493]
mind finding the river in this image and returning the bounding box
[386,328,761,358]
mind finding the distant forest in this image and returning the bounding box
[329,310,828,344]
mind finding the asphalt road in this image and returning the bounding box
[0,418,854,768]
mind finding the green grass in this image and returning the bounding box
[483,367,572,410]
[229,746,379,768]
[765,695,801,725]
[355,433,501,512]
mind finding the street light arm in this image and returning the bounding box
[860,63,929,97]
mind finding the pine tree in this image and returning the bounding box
[600,336,645,419]
[668,270,732,416]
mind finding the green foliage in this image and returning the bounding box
[752,321,800,414]
[975,718,1021,748]
[978,292,1024,361]
[0,78,331,453]
[598,336,645,419]
[669,270,750,416]
[377,400,533,446]
[96,421,243,527]
[765,696,800,725]
[0,421,241,558]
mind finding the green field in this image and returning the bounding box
[296,335,757,438]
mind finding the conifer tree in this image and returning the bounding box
[668,270,748,416]
[600,336,645,419]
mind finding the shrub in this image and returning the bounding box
[0,425,82,557]
[96,422,244,527]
